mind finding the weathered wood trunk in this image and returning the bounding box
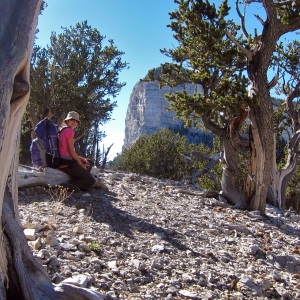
[269,82,300,209]
[245,14,279,213]
[0,1,104,299]
[0,2,58,298]
[18,166,72,188]
[269,130,300,209]
[202,113,248,208]
[219,135,248,208]
[247,94,274,213]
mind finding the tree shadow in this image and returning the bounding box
[19,186,196,253]
[64,189,194,253]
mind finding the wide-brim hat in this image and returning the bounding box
[64,111,80,124]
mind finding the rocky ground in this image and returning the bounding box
[18,169,300,300]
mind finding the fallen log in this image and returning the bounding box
[18,165,72,188]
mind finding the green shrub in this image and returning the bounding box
[88,242,103,252]
[110,129,222,190]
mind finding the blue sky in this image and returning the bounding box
[35,0,179,159]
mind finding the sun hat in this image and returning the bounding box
[64,111,80,123]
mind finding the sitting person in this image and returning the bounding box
[58,111,96,192]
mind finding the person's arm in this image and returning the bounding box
[67,138,89,169]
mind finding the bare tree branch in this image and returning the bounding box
[100,143,114,170]
[225,31,253,61]
[183,152,221,191]
[235,0,249,39]
[253,14,265,25]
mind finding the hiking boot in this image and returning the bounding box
[92,179,109,191]
[59,183,80,193]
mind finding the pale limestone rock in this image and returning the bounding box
[178,289,199,299]
[24,228,35,241]
[62,274,89,288]
[122,177,131,183]
[73,226,84,234]
[123,80,204,150]
[46,231,60,247]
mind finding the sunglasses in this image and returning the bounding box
[70,118,79,123]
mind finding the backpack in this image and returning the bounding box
[30,118,62,168]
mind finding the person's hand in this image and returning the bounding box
[80,158,90,169]
[82,163,89,170]
[79,157,87,164]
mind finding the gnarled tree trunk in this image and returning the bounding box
[0,2,57,298]
[244,9,279,213]
[269,150,299,209]
[202,112,248,208]
[246,85,275,213]
[268,85,300,209]
[0,1,104,299]
[219,134,248,209]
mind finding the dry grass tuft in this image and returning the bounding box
[44,185,73,229]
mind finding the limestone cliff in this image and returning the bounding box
[123,80,211,150]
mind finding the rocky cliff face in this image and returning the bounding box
[123,80,206,150]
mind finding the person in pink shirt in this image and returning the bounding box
[58,111,96,192]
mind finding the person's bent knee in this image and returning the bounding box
[88,175,96,187]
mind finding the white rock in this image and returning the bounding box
[24,228,35,241]
[62,274,88,288]
[108,260,117,269]
[249,245,260,255]
[122,177,131,183]
[106,291,118,300]
[73,226,84,234]
[82,193,91,197]
[178,289,198,299]
[45,231,59,247]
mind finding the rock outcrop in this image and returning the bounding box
[123,80,209,150]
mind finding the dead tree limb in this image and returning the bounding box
[182,152,221,191]
[100,143,113,170]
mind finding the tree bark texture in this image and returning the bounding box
[247,96,274,212]
[202,113,248,208]
[245,8,280,213]
[268,82,300,209]
[0,1,42,297]
[246,41,276,212]
[0,2,105,299]
[269,130,300,208]
[219,135,248,209]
